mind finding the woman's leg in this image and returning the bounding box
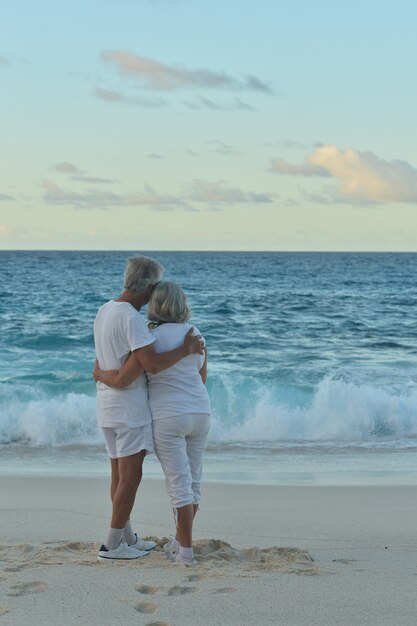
[176,503,194,548]
[175,415,210,553]
[186,414,210,509]
[152,417,195,543]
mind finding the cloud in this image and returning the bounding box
[52,162,83,175]
[94,87,167,107]
[270,145,417,204]
[100,50,272,93]
[270,158,330,177]
[42,180,184,210]
[197,97,226,111]
[185,179,275,205]
[41,178,276,211]
[147,153,165,159]
[184,96,255,112]
[310,146,417,203]
[207,141,242,156]
[0,193,14,201]
[233,97,256,111]
[0,224,10,236]
[94,87,126,103]
[73,175,119,184]
[52,163,119,185]
[266,139,310,150]
[0,54,28,67]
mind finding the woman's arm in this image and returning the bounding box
[93,353,144,388]
[199,347,208,384]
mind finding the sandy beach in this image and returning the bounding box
[0,476,416,625]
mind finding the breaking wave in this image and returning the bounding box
[1,376,417,448]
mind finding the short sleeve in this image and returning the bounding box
[125,313,155,352]
[192,325,206,347]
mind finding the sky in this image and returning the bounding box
[1,0,417,251]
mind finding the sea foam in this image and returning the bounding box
[1,376,417,448]
[209,376,417,445]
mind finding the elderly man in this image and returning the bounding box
[94,255,203,561]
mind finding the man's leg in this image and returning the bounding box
[109,458,136,545]
[110,451,145,529]
[110,457,120,501]
[99,427,151,559]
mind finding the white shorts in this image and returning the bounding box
[152,413,210,508]
[102,423,154,459]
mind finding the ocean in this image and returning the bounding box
[1,250,417,485]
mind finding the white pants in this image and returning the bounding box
[152,413,210,508]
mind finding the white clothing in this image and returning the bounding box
[147,323,211,420]
[94,300,154,428]
[102,424,154,459]
[152,413,210,507]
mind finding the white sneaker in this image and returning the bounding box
[174,553,197,566]
[164,536,179,560]
[98,540,149,561]
[129,533,157,552]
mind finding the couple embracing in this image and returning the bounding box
[93,256,210,565]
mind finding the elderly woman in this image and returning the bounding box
[93,281,210,565]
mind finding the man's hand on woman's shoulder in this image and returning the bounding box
[184,327,205,355]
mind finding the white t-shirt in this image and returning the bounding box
[147,322,211,420]
[94,300,155,428]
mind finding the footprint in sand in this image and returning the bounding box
[0,605,9,616]
[293,566,321,576]
[135,602,159,614]
[214,587,237,593]
[167,586,199,596]
[4,565,25,573]
[186,573,209,582]
[7,581,47,597]
[135,584,160,595]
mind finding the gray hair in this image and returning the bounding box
[124,256,164,294]
[148,281,191,324]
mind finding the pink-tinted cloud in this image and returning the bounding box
[270,145,417,204]
[100,50,272,93]
[270,158,329,177]
[94,87,166,107]
[310,146,417,203]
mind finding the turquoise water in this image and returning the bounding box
[1,251,417,484]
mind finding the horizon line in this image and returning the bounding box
[1,249,417,254]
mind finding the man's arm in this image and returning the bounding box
[93,355,143,388]
[133,327,203,374]
[93,328,203,388]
